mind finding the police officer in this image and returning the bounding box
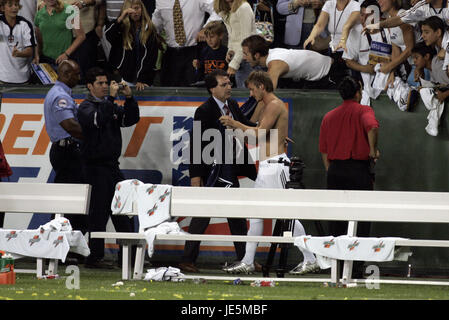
[43,59,87,235]
[77,67,140,268]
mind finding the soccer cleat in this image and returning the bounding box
[224,261,255,274]
[289,261,320,275]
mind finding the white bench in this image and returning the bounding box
[91,187,449,285]
[0,182,91,277]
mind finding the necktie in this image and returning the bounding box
[223,104,231,117]
[173,0,186,46]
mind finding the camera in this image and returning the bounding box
[285,156,305,189]
[268,156,305,189]
[118,84,126,90]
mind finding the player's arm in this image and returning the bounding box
[220,101,280,139]
[267,60,289,89]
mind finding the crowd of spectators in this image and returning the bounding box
[0,0,448,119]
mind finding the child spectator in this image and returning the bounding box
[193,21,228,82]
[104,0,162,91]
[0,0,35,83]
[34,0,86,68]
[412,39,449,136]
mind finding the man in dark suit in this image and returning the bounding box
[179,69,257,273]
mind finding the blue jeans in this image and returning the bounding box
[235,60,253,88]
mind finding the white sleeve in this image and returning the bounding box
[399,1,427,24]
[21,21,33,48]
[201,0,222,25]
[321,0,333,14]
[151,8,164,34]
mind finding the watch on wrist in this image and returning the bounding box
[80,0,86,8]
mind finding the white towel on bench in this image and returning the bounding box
[294,235,404,269]
[39,217,72,240]
[143,221,186,257]
[111,179,143,214]
[137,184,172,230]
[143,266,184,281]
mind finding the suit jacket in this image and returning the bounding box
[189,96,257,183]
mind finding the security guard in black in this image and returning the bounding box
[77,67,140,267]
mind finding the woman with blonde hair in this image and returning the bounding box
[34,0,86,66]
[214,0,256,88]
[105,0,162,90]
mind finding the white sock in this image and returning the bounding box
[293,220,316,264]
[241,219,263,265]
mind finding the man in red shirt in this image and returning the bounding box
[319,76,380,278]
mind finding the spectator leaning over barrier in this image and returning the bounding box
[105,0,163,90]
[364,0,449,31]
[420,16,449,77]
[319,76,379,279]
[77,67,140,268]
[43,60,87,242]
[417,18,449,136]
[241,34,333,89]
[0,0,35,84]
[179,69,257,274]
[219,71,319,276]
[303,0,360,84]
[152,0,222,87]
[214,0,256,88]
[276,0,325,50]
[192,20,228,82]
[34,0,86,68]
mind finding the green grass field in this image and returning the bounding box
[1,266,449,300]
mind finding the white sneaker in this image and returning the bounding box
[289,261,320,275]
[224,261,255,274]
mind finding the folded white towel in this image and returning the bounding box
[143,266,185,281]
[143,221,187,257]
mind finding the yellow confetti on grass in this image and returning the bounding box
[173,294,184,299]
[76,295,88,300]
[31,293,38,296]
[141,288,147,292]
[44,293,50,296]
[15,291,24,294]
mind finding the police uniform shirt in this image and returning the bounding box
[44,81,78,143]
[0,15,35,83]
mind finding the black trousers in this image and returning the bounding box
[85,164,134,261]
[327,159,373,277]
[49,142,88,233]
[181,217,248,264]
[160,46,197,87]
[182,177,247,263]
